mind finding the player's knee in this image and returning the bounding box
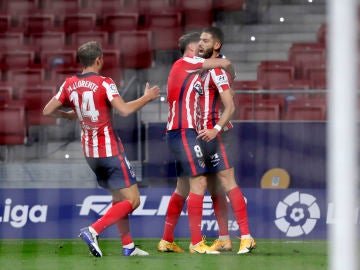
[175,185,190,197]
[190,180,207,194]
[130,196,141,209]
[222,181,238,193]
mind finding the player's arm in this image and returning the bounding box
[202,58,235,79]
[217,89,235,128]
[111,82,160,117]
[197,90,235,142]
[43,97,77,120]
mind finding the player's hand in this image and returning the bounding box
[50,109,76,120]
[197,128,219,142]
[144,82,160,101]
[63,110,77,120]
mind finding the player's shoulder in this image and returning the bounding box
[102,76,115,85]
[102,77,119,93]
[210,66,230,77]
[209,68,232,85]
[182,56,205,64]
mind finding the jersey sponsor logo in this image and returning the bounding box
[274,191,320,237]
[193,81,203,95]
[0,198,48,228]
[210,153,220,168]
[81,123,95,130]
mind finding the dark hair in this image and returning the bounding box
[202,26,224,50]
[77,41,103,68]
[178,32,200,55]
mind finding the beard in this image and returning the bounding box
[201,47,213,59]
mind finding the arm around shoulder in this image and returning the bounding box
[202,58,235,79]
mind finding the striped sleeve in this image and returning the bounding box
[102,78,120,102]
[209,68,231,93]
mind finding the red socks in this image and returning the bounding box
[228,187,250,236]
[91,200,133,235]
[187,192,204,245]
[162,192,186,242]
[111,200,133,246]
[211,194,229,236]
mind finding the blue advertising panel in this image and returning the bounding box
[0,187,337,240]
[144,122,326,189]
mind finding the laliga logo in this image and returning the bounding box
[274,191,320,237]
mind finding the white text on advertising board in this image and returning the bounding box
[0,198,48,228]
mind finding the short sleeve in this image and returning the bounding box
[55,81,68,104]
[210,68,231,92]
[102,77,120,102]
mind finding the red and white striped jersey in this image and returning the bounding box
[166,56,205,131]
[55,72,124,158]
[198,67,233,130]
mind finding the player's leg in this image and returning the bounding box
[158,177,189,253]
[79,185,138,257]
[115,214,132,247]
[216,168,256,254]
[188,174,219,254]
[215,130,256,254]
[207,176,232,252]
[188,173,207,245]
[80,154,145,257]
[199,131,232,252]
[90,179,140,235]
[166,129,218,254]
[111,185,149,256]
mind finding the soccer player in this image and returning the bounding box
[158,32,234,254]
[196,26,256,254]
[43,41,160,257]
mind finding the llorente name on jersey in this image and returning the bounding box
[67,80,99,92]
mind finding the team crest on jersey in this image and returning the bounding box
[193,81,204,95]
[200,71,207,81]
[198,157,206,168]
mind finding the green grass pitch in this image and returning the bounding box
[0,238,327,270]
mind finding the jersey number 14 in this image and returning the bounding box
[70,91,100,122]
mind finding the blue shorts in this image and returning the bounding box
[86,154,137,190]
[199,129,235,174]
[167,129,207,177]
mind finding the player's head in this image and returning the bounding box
[198,26,224,59]
[77,41,104,70]
[178,32,201,55]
